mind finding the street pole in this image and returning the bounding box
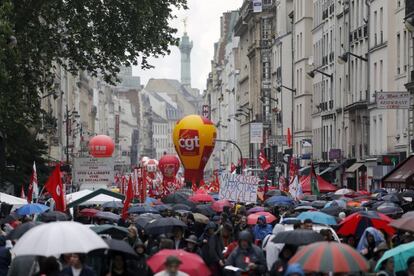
[216,139,243,173]
[66,103,69,165]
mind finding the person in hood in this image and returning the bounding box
[252,216,272,244]
[357,227,385,260]
[0,236,11,276]
[199,222,224,275]
[225,230,266,276]
[262,224,285,271]
[184,235,201,256]
[130,240,151,276]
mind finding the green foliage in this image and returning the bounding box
[0,0,187,191]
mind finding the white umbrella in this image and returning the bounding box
[334,188,355,195]
[12,221,108,256]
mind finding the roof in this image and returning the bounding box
[345,162,365,173]
[300,175,338,193]
[382,155,414,188]
[145,79,200,102]
[0,193,27,206]
[66,189,124,208]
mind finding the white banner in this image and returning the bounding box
[73,157,114,190]
[377,92,410,109]
[250,122,263,144]
[219,173,259,203]
[252,0,263,13]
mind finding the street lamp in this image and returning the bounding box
[276,85,296,94]
[65,105,80,164]
[307,68,333,80]
[405,15,414,32]
[337,52,368,64]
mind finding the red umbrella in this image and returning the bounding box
[289,241,369,273]
[337,211,395,238]
[147,249,211,276]
[79,208,99,217]
[189,193,213,203]
[211,200,231,212]
[247,211,276,225]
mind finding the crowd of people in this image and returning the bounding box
[1,189,414,276]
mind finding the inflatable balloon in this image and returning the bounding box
[145,159,159,173]
[158,155,180,182]
[88,135,115,157]
[173,115,216,186]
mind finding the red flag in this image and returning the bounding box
[258,150,271,171]
[20,185,26,199]
[289,156,297,184]
[287,128,292,148]
[44,164,65,212]
[27,162,38,203]
[230,163,236,173]
[122,176,134,220]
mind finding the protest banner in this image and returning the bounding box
[219,172,259,203]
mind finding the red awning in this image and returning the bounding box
[300,174,338,193]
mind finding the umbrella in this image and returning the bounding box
[79,208,99,217]
[134,213,162,230]
[189,193,213,203]
[346,201,362,207]
[272,229,324,245]
[102,201,124,209]
[266,190,287,197]
[247,211,277,225]
[193,213,209,224]
[90,225,129,240]
[147,249,211,276]
[294,206,317,212]
[246,206,265,215]
[324,199,347,209]
[145,197,159,205]
[211,200,232,213]
[39,211,70,222]
[128,205,159,214]
[105,239,137,258]
[144,217,187,235]
[7,222,42,240]
[403,211,414,218]
[320,206,344,217]
[289,241,369,273]
[193,204,215,217]
[402,190,414,198]
[376,206,404,216]
[390,216,414,232]
[337,211,395,238]
[153,204,172,212]
[172,204,192,211]
[335,188,355,196]
[311,200,328,209]
[382,193,403,203]
[12,221,108,256]
[375,241,414,272]
[0,213,21,225]
[16,203,49,216]
[95,211,120,222]
[265,196,294,207]
[162,193,189,204]
[296,211,337,225]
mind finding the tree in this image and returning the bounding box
[0,0,187,191]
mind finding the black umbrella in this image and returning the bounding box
[311,200,328,209]
[402,190,414,198]
[128,205,159,215]
[39,211,70,222]
[376,206,404,216]
[144,217,187,235]
[7,222,42,240]
[294,206,317,212]
[266,190,287,197]
[272,229,324,246]
[95,211,120,222]
[0,213,21,225]
[153,204,172,212]
[105,239,137,258]
[382,194,403,203]
[161,193,189,204]
[90,225,129,240]
[320,206,344,217]
[193,204,215,217]
[102,201,124,209]
[172,204,192,211]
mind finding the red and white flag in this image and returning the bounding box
[258,150,271,171]
[20,185,26,199]
[121,176,134,220]
[230,163,237,173]
[27,161,39,203]
[44,164,66,212]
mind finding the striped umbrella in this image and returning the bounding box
[337,211,395,238]
[289,241,370,273]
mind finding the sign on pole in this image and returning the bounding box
[376,92,410,109]
[219,172,259,203]
[202,105,210,119]
[73,157,114,190]
[250,122,263,144]
[252,0,263,13]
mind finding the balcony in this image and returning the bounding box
[329,100,334,110]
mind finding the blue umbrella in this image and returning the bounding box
[128,205,159,214]
[375,241,414,272]
[297,211,337,225]
[265,196,294,207]
[16,203,49,216]
[145,197,158,205]
[324,199,347,209]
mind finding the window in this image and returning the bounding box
[374,62,377,92]
[380,60,383,91]
[404,31,408,72]
[300,32,303,58]
[397,33,401,74]
[380,8,383,43]
[374,11,377,45]
[339,27,342,47]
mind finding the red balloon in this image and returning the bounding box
[158,155,180,181]
[88,135,115,157]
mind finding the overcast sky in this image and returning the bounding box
[133,0,243,92]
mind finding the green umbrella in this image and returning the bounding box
[375,241,414,273]
[90,225,129,240]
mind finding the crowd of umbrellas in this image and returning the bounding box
[3,187,414,275]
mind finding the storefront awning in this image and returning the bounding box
[382,155,414,188]
[345,162,365,173]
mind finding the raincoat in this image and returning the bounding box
[262,224,285,271]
